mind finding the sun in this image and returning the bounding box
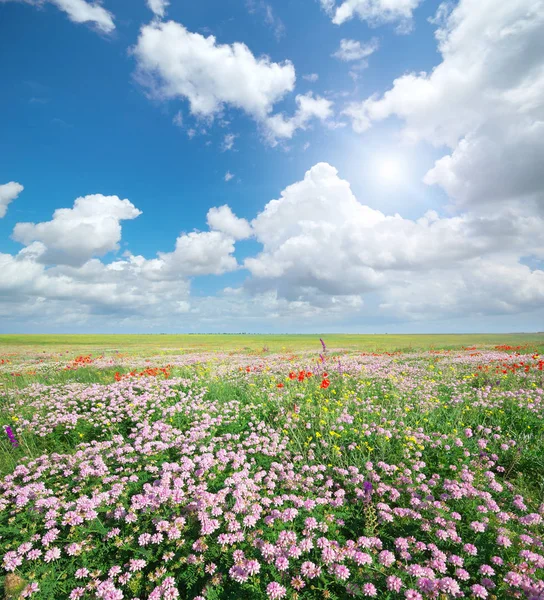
[374,156,406,186]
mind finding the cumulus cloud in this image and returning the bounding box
[0,182,24,218]
[343,0,544,211]
[303,73,319,82]
[147,0,168,18]
[155,230,239,277]
[207,205,252,240]
[0,195,249,327]
[132,21,295,120]
[319,0,335,16]
[333,38,379,62]
[132,20,334,144]
[244,162,544,316]
[324,0,422,31]
[1,163,543,328]
[0,251,193,324]
[224,171,235,182]
[380,261,544,320]
[12,194,141,266]
[1,0,115,32]
[264,93,334,143]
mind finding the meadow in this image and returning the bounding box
[0,335,543,599]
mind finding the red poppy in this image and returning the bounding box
[320,379,330,389]
[277,383,284,388]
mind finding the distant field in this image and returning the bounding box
[1,332,543,355]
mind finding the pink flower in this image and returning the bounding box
[75,568,89,579]
[266,582,287,599]
[378,550,396,567]
[2,551,22,572]
[44,547,61,562]
[387,576,403,592]
[301,561,321,579]
[334,564,350,581]
[291,577,305,590]
[246,559,261,575]
[440,577,461,595]
[352,550,371,566]
[471,584,488,598]
[362,583,377,597]
[229,565,249,583]
[21,583,40,598]
[504,571,523,586]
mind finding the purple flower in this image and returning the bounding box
[5,425,18,448]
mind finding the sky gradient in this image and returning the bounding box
[0,0,543,333]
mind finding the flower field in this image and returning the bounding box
[1,340,543,599]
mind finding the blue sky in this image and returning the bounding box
[0,0,543,333]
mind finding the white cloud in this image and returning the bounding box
[328,0,422,31]
[224,171,235,182]
[222,133,236,151]
[147,0,168,18]
[172,110,183,127]
[0,197,245,327]
[207,205,252,240]
[343,0,544,212]
[155,230,239,277]
[12,194,141,266]
[133,21,295,120]
[132,20,334,145]
[0,182,24,218]
[380,261,544,320]
[333,38,379,61]
[1,162,543,328]
[319,0,335,16]
[303,73,319,82]
[1,0,116,32]
[52,0,114,31]
[264,92,334,143]
[244,162,544,315]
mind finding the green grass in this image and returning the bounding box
[1,332,543,355]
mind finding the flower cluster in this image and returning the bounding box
[0,345,543,599]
